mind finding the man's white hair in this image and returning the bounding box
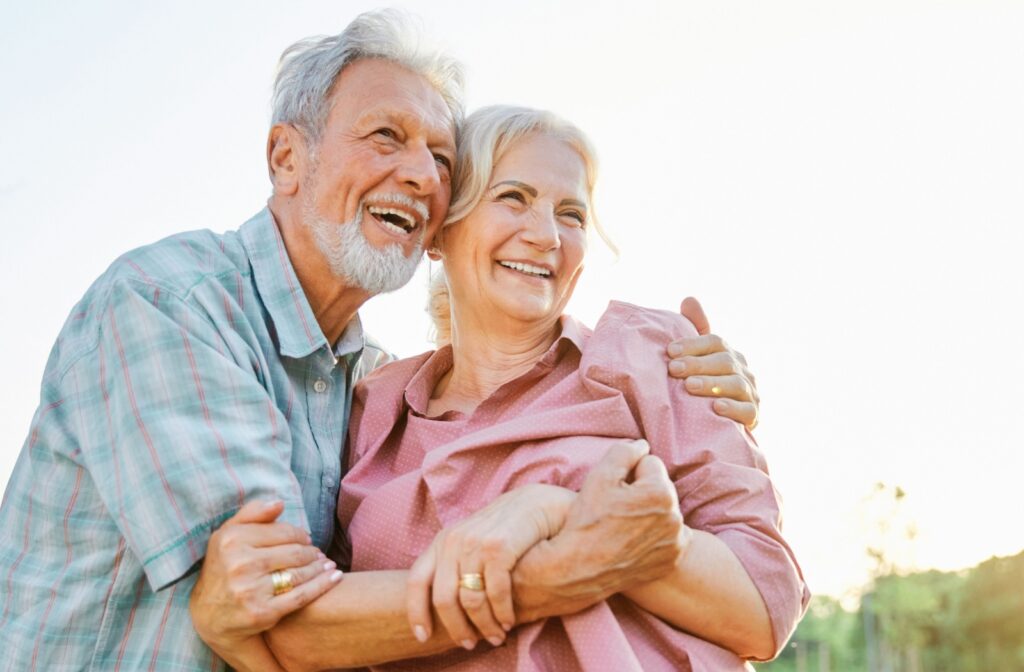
[271,8,465,146]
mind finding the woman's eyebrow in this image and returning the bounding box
[558,198,587,209]
[490,180,538,197]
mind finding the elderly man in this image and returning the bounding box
[0,10,760,671]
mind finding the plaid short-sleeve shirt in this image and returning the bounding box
[0,208,391,671]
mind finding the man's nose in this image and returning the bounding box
[395,143,442,196]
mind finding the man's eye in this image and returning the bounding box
[375,128,398,140]
[434,154,452,171]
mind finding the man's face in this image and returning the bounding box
[299,58,456,293]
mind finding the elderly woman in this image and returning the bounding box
[193,106,805,671]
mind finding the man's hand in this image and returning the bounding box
[670,296,760,430]
[406,484,575,651]
[189,500,342,669]
[511,439,687,623]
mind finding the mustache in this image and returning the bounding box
[364,193,430,222]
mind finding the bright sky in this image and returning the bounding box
[2,1,1022,600]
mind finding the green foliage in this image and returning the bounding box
[756,550,1024,672]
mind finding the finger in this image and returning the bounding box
[588,439,650,488]
[483,560,515,634]
[668,350,742,379]
[223,500,285,527]
[679,297,710,335]
[684,374,753,402]
[407,545,438,643]
[434,539,480,651]
[632,454,671,485]
[458,560,505,646]
[667,333,727,359]
[258,549,333,594]
[235,522,312,548]
[712,398,758,430]
[268,565,343,622]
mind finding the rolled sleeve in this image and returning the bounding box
[71,278,308,591]
[584,302,810,658]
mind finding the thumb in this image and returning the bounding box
[223,499,285,527]
[680,296,710,336]
[632,454,670,485]
[587,439,650,488]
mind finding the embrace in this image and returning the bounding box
[0,9,807,671]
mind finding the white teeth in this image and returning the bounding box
[367,206,416,232]
[498,261,551,277]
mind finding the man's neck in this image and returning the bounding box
[270,200,371,347]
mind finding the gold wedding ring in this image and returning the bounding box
[459,573,485,591]
[271,569,294,596]
[710,385,722,395]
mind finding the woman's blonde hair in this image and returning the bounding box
[427,105,614,345]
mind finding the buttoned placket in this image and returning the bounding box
[305,347,351,548]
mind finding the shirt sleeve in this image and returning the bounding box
[581,302,810,658]
[65,277,308,591]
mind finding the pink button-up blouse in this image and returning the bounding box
[339,302,809,671]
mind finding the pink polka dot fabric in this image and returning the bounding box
[339,302,809,671]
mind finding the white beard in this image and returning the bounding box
[305,199,425,295]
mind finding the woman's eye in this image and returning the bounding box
[499,191,526,203]
[375,128,398,140]
[562,211,586,226]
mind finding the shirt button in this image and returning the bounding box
[313,379,328,393]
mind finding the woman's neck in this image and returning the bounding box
[431,311,560,415]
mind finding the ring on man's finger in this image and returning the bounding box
[271,569,295,595]
[459,573,485,591]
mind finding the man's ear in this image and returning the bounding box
[267,124,304,197]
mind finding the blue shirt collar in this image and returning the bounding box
[240,207,351,359]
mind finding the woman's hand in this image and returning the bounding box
[406,483,575,651]
[670,296,761,430]
[511,439,686,623]
[189,500,342,670]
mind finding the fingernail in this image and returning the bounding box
[669,360,687,376]
[667,342,683,357]
[323,561,336,572]
[686,377,704,392]
[330,570,343,582]
[714,399,728,412]
[413,625,428,643]
[487,636,504,647]
[461,639,476,651]
[501,622,512,632]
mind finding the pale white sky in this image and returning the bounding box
[2,1,1022,600]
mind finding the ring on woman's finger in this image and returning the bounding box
[271,569,295,595]
[459,573,485,591]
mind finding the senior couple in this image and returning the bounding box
[0,9,806,671]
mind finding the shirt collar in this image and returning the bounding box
[240,207,331,359]
[404,313,590,416]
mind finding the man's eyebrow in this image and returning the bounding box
[490,180,538,197]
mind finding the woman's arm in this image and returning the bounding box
[623,527,775,660]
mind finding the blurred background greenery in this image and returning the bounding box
[759,484,1024,671]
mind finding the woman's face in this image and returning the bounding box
[441,133,590,330]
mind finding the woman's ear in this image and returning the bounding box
[427,227,446,261]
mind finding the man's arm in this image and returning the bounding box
[193,442,681,671]
[672,296,761,430]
